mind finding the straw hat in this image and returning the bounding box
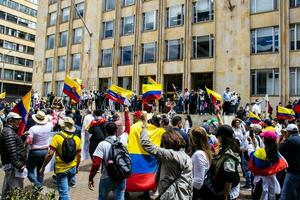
[60,117,76,133]
[32,111,49,125]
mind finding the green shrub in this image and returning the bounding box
[5,186,55,200]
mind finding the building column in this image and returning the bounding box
[133,0,142,92]
[157,0,165,85]
[184,0,192,90]
[112,1,121,85]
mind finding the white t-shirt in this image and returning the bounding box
[28,122,54,150]
[192,150,210,190]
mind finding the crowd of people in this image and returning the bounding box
[0,89,300,200]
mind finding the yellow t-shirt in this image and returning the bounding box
[50,131,81,174]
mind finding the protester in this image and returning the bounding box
[40,117,81,200]
[172,116,188,145]
[279,124,300,199]
[25,110,58,187]
[140,123,193,199]
[188,126,212,199]
[0,112,27,199]
[222,87,231,115]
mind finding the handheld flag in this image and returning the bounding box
[147,77,157,84]
[63,75,81,103]
[106,85,133,106]
[277,106,295,120]
[12,90,32,137]
[142,84,162,103]
[206,87,222,105]
[0,92,6,99]
[249,111,261,124]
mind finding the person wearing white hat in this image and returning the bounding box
[279,124,300,200]
[0,112,26,199]
[25,110,58,187]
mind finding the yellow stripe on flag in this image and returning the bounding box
[0,92,6,99]
[278,106,295,115]
[142,84,162,94]
[109,84,133,99]
[205,87,222,102]
[148,77,157,84]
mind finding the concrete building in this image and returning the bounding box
[33,0,300,105]
[0,0,38,99]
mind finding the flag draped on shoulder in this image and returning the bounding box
[205,87,222,105]
[106,84,133,106]
[63,75,81,103]
[126,122,165,192]
[142,84,162,103]
[0,92,6,99]
[277,106,295,120]
[12,90,32,137]
[249,111,261,124]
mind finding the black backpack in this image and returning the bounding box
[58,133,77,163]
[105,137,132,181]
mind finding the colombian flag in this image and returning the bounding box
[206,87,222,105]
[106,84,133,106]
[142,84,162,103]
[63,76,81,103]
[249,148,288,176]
[12,90,32,137]
[147,77,157,84]
[0,92,6,99]
[277,106,295,121]
[249,111,261,124]
[126,122,165,192]
[294,99,300,119]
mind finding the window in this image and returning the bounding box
[49,0,57,4]
[73,28,83,44]
[143,11,156,32]
[25,73,32,82]
[49,12,57,26]
[103,21,114,38]
[4,69,13,80]
[290,24,300,51]
[251,27,279,54]
[56,81,64,96]
[61,7,69,23]
[15,57,25,65]
[193,0,214,22]
[290,68,300,95]
[251,0,277,13]
[14,71,24,81]
[193,35,214,58]
[101,49,113,67]
[251,69,279,95]
[58,56,66,71]
[142,43,156,63]
[44,81,51,96]
[290,0,300,7]
[45,58,53,73]
[104,0,115,11]
[122,0,134,7]
[47,34,55,49]
[59,31,68,47]
[6,13,18,23]
[122,16,134,35]
[120,46,133,65]
[166,39,183,61]
[118,77,132,90]
[167,5,184,28]
[26,59,33,67]
[71,53,81,70]
[75,3,84,19]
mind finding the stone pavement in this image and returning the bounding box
[0,160,251,200]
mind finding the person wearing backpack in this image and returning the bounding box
[88,122,131,200]
[40,117,81,200]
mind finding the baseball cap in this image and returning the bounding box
[6,112,22,120]
[260,131,277,141]
[286,124,299,132]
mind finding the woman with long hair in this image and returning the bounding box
[140,122,193,200]
[248,131,288,200]
[188,126,213,199]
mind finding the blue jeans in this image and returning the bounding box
[280,172,300,200]
[242,153,251,187]
[98,177,125,200]
[56,167,77,200]
[26,149,48,187]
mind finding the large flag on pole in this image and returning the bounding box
[277,106,295,120]
[249,111,262,124]
[106,84,133,106]
[63,75,82,103]
[205,87,222,105]
[142,84,162,103]
[12,90,32,137]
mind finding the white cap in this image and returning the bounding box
[6,112,22,120]
[286,124,299,132]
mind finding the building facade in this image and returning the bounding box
[33,0,300,105]
[0,0,37,99]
